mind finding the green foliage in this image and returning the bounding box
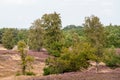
[84,15,106,62]
[29,19,44,51]
[2,28,18,49]
[42,12,63,56]
[18,40,34,75]
[47,42,63,57]
[16,71,21,76]
[43,67,51,75]
[44,42,96,75]
[18,40,27,50]
[63,25,85,47]
[1,28,28,49]
[105,24,120,48]
[25,71,35,76]
[26,55,35,72]
[18,40,28,75]
[17,29,28,44]
[63,25,84,36]
[83,15,107,72]
[103,48,120,68]
[0,28,7,43]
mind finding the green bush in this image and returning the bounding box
[44,42,96,75]
[44,53,90,75]
[104,49,120,68]
[43,66,61,75]
[25,72,35,76]
[16,71,21,76]
[48,49,60,57]
[43,67,51,75]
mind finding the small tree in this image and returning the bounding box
[29,19,44,51]
[42,12,63,57]
[84,15,106,72]
[18,40,28,75]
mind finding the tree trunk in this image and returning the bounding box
[22,65,26,75]
[96,61,99,73]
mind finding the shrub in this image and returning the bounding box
[44,42,96,75]
[25,72,35,76]
[48,49,60,57]
[43,67,51,75]
[16,71,21,76]
[103,48,120,68]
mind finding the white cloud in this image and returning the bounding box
[0,0,35,5]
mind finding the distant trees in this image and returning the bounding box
[63,25,85,47]
[0,28,7,43]
[84,15,106,72]
[2,28,17,49]
[63,25,84,36]
[105,24,120,48]
[29,19,44,51]
[17,29,28,44]
[62,23,120,49]
[1,28,28,49]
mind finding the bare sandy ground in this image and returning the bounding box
[0,50,48,80]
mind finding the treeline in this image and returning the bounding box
[1,21,120,50]
[0,28,28,49]
[0,13,120,75]
[63,24,120,48]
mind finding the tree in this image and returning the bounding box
[17,29,28,44]
[0,28,7,43]
[2,28,17,49]
[62,25,85,48]
[63,25,84,37]
[42,12,63,57]
[18,40,30,75]
[29,19,44,51]
[105,24,120,48]
[83,15,106,72]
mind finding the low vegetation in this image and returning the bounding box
[104,48,120,68]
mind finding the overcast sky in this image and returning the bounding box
[0,0,119,28]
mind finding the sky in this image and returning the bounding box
[0,0,120,28]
